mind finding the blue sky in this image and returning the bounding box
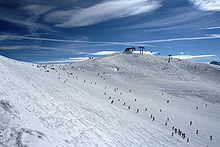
[0,0,220,63]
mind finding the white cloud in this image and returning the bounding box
[90,51,117,56]
[68,57,89,62]
[22,4,55,35]
[1,33,220,45]
[199,26,220,30]
[36,57,89,64]
[207,34,220,38]
[173,55,216,59]
[0,45,61,51]
[22,4,54,16]
[46,0,161,27]
[134,34,220,43]
[189,0,220,11]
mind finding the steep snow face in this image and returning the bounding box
[0,54,220,147]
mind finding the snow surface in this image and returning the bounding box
[0,53,220,147]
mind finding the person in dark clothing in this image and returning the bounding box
[175,128,177,134]
[182,133,185,139]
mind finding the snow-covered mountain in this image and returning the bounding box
[0,53,220,147]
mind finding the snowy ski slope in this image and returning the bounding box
[0,53,220,147]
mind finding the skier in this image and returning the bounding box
[168,54,172,63]
[165,122,167,126]
[152,117,155,121]
[136,109,139,113]
[187,138,190,143]
[123,102,125,106]
[210,135,213,141]
[128,106,131,109]
[189,121,192,125]
[178,129,182,136]
[150,114,153,118]
[145,108,148,111]
[174,128,177,134]
[196,130,199,134]
[111,100,114,104]
[182,133,185,139]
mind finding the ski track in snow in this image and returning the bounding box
[0,53,220,147]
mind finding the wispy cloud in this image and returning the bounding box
[116,8,212,31]
[89,51,118,56]
[0,45,61,51]
[0,8,56,34]
[189,0,220,11]
[22,4,55,35]
[199,26,220,30]
[46,0,161,27]
[173,54,216,59]
[36,57,89,64]
[134,34,220,43]
[1,33,220,45]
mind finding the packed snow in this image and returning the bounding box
[0,53,220,147]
